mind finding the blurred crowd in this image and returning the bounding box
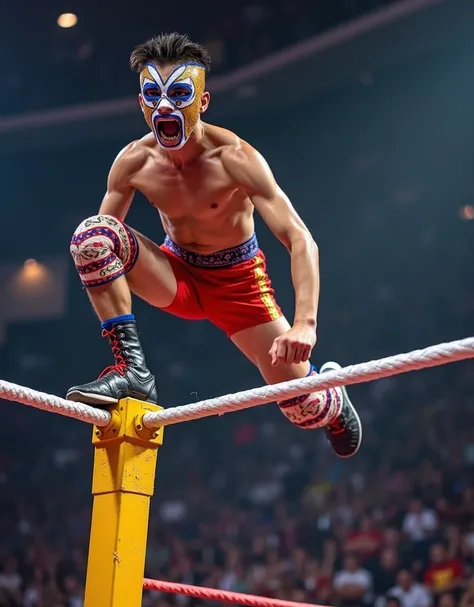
[0,347,474,607]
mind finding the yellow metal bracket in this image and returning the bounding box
[84,397,164,607]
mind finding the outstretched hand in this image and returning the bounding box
[269,322,317,366]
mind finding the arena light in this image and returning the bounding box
[459,205,474,220]
[57,12,78,28]
[21,258,47,282]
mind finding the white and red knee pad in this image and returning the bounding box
[70,215,139,288]
[278,366,343,429]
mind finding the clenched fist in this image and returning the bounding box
[269,322,317,366]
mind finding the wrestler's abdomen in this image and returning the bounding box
[139,173,255,253]
[159,206,255,253]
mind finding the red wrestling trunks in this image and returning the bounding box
[159,234,283,337]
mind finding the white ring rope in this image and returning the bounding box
[0,380,111,426]
[0,337,473,428]
[143,337,474,429]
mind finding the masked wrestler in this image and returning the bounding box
[68,33,362,458]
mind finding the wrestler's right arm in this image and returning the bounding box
[99,142,144,220]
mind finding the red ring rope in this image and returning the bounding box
[143,579,330,607]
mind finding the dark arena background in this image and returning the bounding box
[1,1,474,606]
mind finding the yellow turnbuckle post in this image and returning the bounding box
[84,398,164,607]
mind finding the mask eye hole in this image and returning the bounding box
[169,87,188,98]
[143,84,162,99]
[167,83,193,102]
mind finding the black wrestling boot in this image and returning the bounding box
[320,361,362,458]
[66,321,157,407]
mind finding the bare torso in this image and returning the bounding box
[128,124,255,253]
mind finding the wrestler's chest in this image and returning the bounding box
[136,169,239,217]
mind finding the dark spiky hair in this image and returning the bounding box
[130,33,211,74]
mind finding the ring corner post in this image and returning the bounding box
[84,398,164,607]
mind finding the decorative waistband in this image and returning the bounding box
[163,234,259,268]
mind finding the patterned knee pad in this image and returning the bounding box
[70,215,139,288]
[278,365,343,429]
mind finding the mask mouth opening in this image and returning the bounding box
[155,117,182,147]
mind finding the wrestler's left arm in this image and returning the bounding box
[225,144,319,364]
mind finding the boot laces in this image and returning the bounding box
[98,328,128,378]
[328,416,346,436]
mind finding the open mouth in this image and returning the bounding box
[155,118,182,147]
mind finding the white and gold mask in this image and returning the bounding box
[140,62,206,150]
